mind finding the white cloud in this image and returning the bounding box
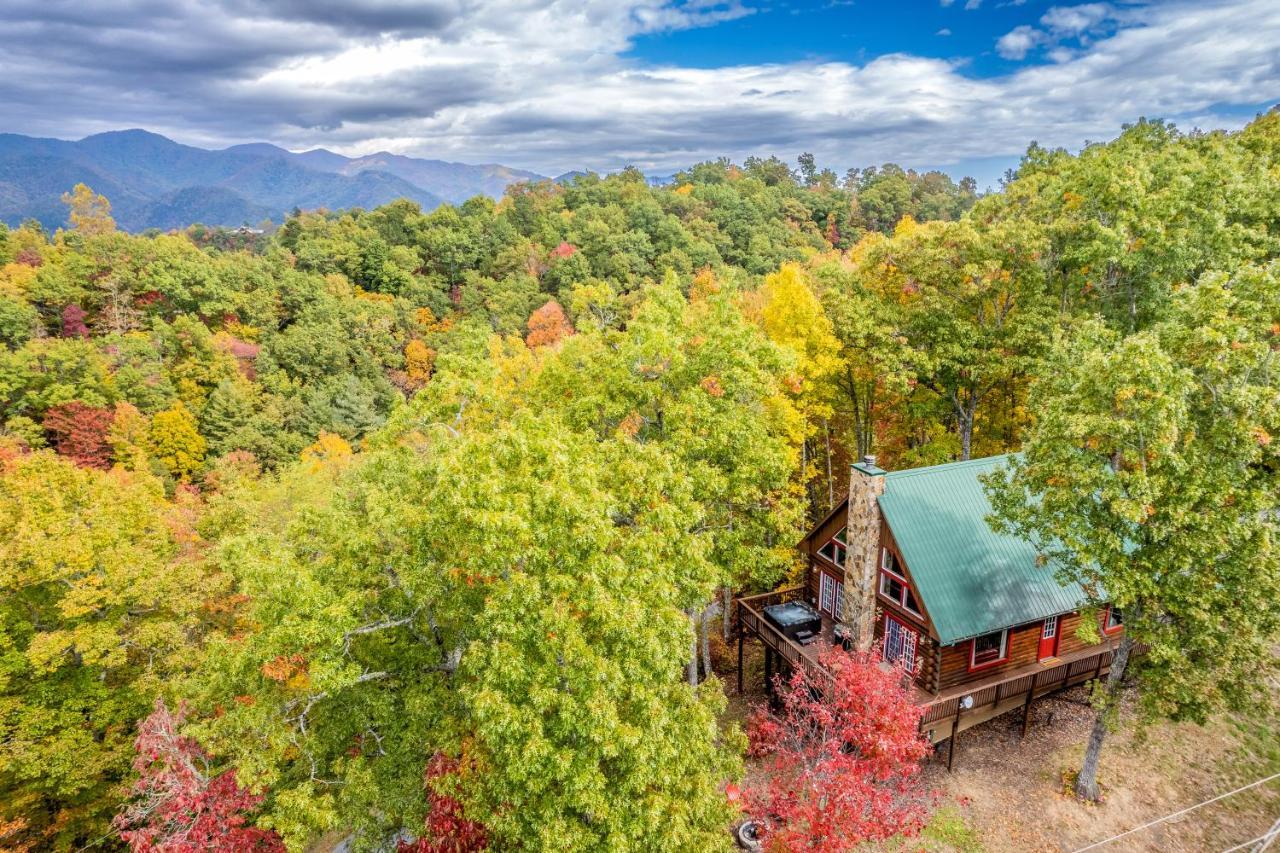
[0,0,1276,177]
[937,27,953,35]
[964,0,983,8]
[997,24,1042,59]
[1041,3,1113,34]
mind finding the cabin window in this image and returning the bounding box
[882,615,919,673]
[969,629,1009,669]
[1103,605,1124,634]
[817,527,848,568]
[881,547,898,574]
[878,570,923,617]
[834,582,844,619]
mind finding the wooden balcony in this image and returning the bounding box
[734,587,1119,769]
[733,586,836,694]
[919,640,1118,741]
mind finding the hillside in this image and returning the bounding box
[0,130,544,231]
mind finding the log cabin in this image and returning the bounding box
[736,454,1124,763]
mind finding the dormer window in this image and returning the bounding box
[1103,605,1124,634]
[817,527,848,568]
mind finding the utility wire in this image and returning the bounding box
[1070,771,1280,852]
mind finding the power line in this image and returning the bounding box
[1219,823,1279,853]
[1070,771,1280,852]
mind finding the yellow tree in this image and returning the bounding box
[757,263,842,510]
[60,183,116,237]
[0,446,227,848]
[148,401,207,481]
[300,431,353,471]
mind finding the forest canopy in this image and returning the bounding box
[1,112,1278,850]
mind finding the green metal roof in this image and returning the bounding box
[878,454,1090,645]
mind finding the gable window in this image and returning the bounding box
[968,629,1009,670]
[1103,605,1124,634]
[817,527,848,568]
[877,551,922,617]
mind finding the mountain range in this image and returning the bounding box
[0,130,546,231]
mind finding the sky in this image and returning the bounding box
[1,0,1278,188]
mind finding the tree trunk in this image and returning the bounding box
[1075,630,1135,800]
[824,419,834,508]
[722,585,732,641]
[701,604,714,681]
[686,608,700,687]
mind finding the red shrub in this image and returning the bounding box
[745,648,935,852]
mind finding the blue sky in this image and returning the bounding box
[626,0,1134,185]
[0,0,1276,186]
[629,0,1061,75]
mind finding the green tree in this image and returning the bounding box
[984,263,1280,800]
[0,448,227,849]
[864,217,1054,459]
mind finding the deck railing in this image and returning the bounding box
[735,587,1118,745]
[919,645,1115,727]
[735,586,833,689]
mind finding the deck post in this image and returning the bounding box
[1093,653,1104,684]
[1021,687,1035,738]
[764,646,772,694]
[946,708,961,772]
[736,630,744,694]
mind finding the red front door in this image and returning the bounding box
[1038,615,1060,660]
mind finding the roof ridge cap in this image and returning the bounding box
[884,453,1010,480]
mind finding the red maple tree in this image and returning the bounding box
[42,401,115,469]
[525,300,573,349]
[745,647,934,852]
[61,303,89,338]
[398,753,488,852]
[114,699,284,853]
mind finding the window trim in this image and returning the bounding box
[819,571,837,616]
[816,529,848,570]
[967,628,1010,672]
[882,614,920,674]
[881,547,903,578]
[877,569,924,618]
[1102,604,1124,635]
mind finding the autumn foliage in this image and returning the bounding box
[398,753,488,853]
[113,699,283,852]
[745,648,934,851]
[42,401,115,468]
[61,303,89,338]
[525,300,573,348]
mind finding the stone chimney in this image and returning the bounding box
[843,454,886,652]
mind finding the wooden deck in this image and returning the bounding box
[734,587,1118,768]
[734,586,836,693]
[918,639,1118,740]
